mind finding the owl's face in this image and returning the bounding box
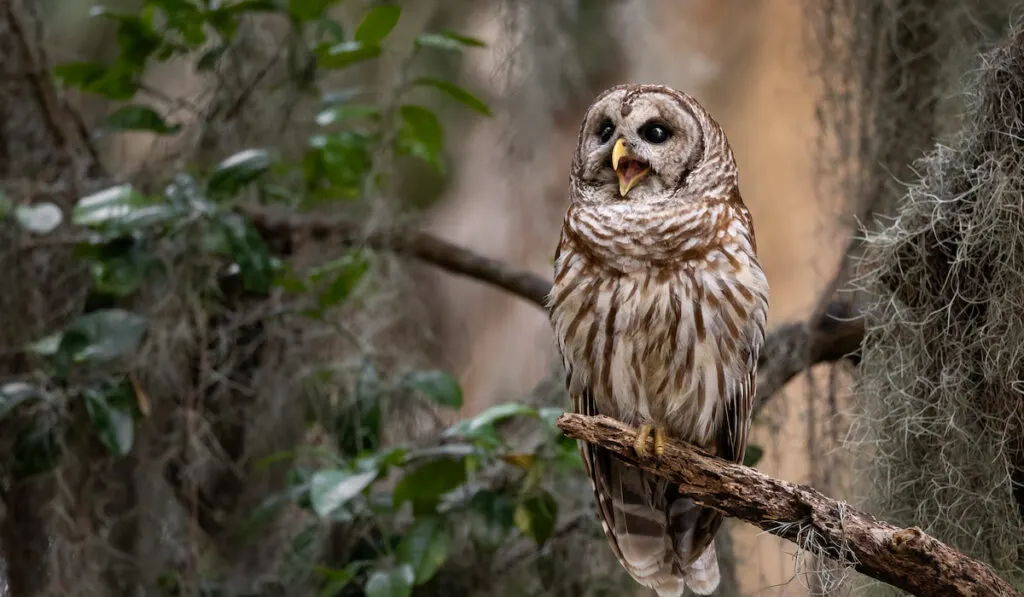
[572,85,709,205]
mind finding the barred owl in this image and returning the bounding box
[548,84,769,596]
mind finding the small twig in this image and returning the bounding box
[221,44,285,121]
[556,413,1022,597]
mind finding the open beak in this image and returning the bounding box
[611,138,649,197]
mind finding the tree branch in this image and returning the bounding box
[556,413,1021,597]
[240,204,865,405]
[238,204,553,306]
[754,299,864,413]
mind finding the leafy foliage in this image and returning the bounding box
[0,1,603,595]
[270,395,582,592]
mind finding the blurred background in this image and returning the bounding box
[3,0,1021,596]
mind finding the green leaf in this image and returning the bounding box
[413,78,490,116]
[63,309,148,363]
[514,489,558,546]
[337,360,383,456]
[27,333,62,356]
[316,18,346,43]
[554,433,583,470]
[444,402,538,439]
[54,61,138,100]
[287,0,338,21]
[315,562,365,597]
[303,131,374,201]
[396,516,450,585]
[316,41,382,69]
[73,184,149,226]
[55,61,108,86]
[105,104,181,134]
[216,213,274,294]
[364,565,414,597]
[150,0,205,43]
[73,185,178,230]
[405,443,476,463]
[163,173,206,208]
[196,44,228,71]
[316,250,370,308]
[12,414,61,479]
[86,243,156,298]
[0,382,45,421]
[220,0,283,13]
[83,384,135,457]
[402,370,462,409]
[396,105,443,172]
[393,456,467,514]
[109,14,162,64]
[309,469,377,517]
[356,446,406,475]
[315,104,379,126]
[468,490,516,548]
[414,30,486,51]
[14,203,63,234]
[206,148,273,198]
[743,444,764,468]
[354,4,401,44]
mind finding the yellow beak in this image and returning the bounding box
[611,138,648,197]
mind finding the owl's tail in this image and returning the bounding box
[592,458,722,597]
[683,542,720,595]
[647,541,719,596]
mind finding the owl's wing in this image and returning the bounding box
[562,358,689,596]
[719,349,758,464]
[552,232,655,585]
[674,300,767,592]
[563,362,623,562]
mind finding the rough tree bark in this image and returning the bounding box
[557,413,1023,597]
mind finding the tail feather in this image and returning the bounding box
[608,460,673,579]
[585,454,724,596]
[684,542,721,595]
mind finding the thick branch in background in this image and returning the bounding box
[239,204,554,306]
[556,413,1022,597]
[241,204,865,406]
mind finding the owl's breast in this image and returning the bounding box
[549,232,768,447]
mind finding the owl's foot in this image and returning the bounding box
[633,425,667,459]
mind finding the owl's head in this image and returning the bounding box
[570,84,736,205]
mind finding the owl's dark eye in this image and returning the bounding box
[640,122,671,144]
[597,119,615,144]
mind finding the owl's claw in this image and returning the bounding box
[633,424,652,457]
[633,425,667,459]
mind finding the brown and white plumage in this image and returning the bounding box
[548,84,769,596]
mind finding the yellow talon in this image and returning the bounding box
[634,425,667,459]
[634,424,653,458]
[653,427,666,457]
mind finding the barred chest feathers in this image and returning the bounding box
[549,199,768,450]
